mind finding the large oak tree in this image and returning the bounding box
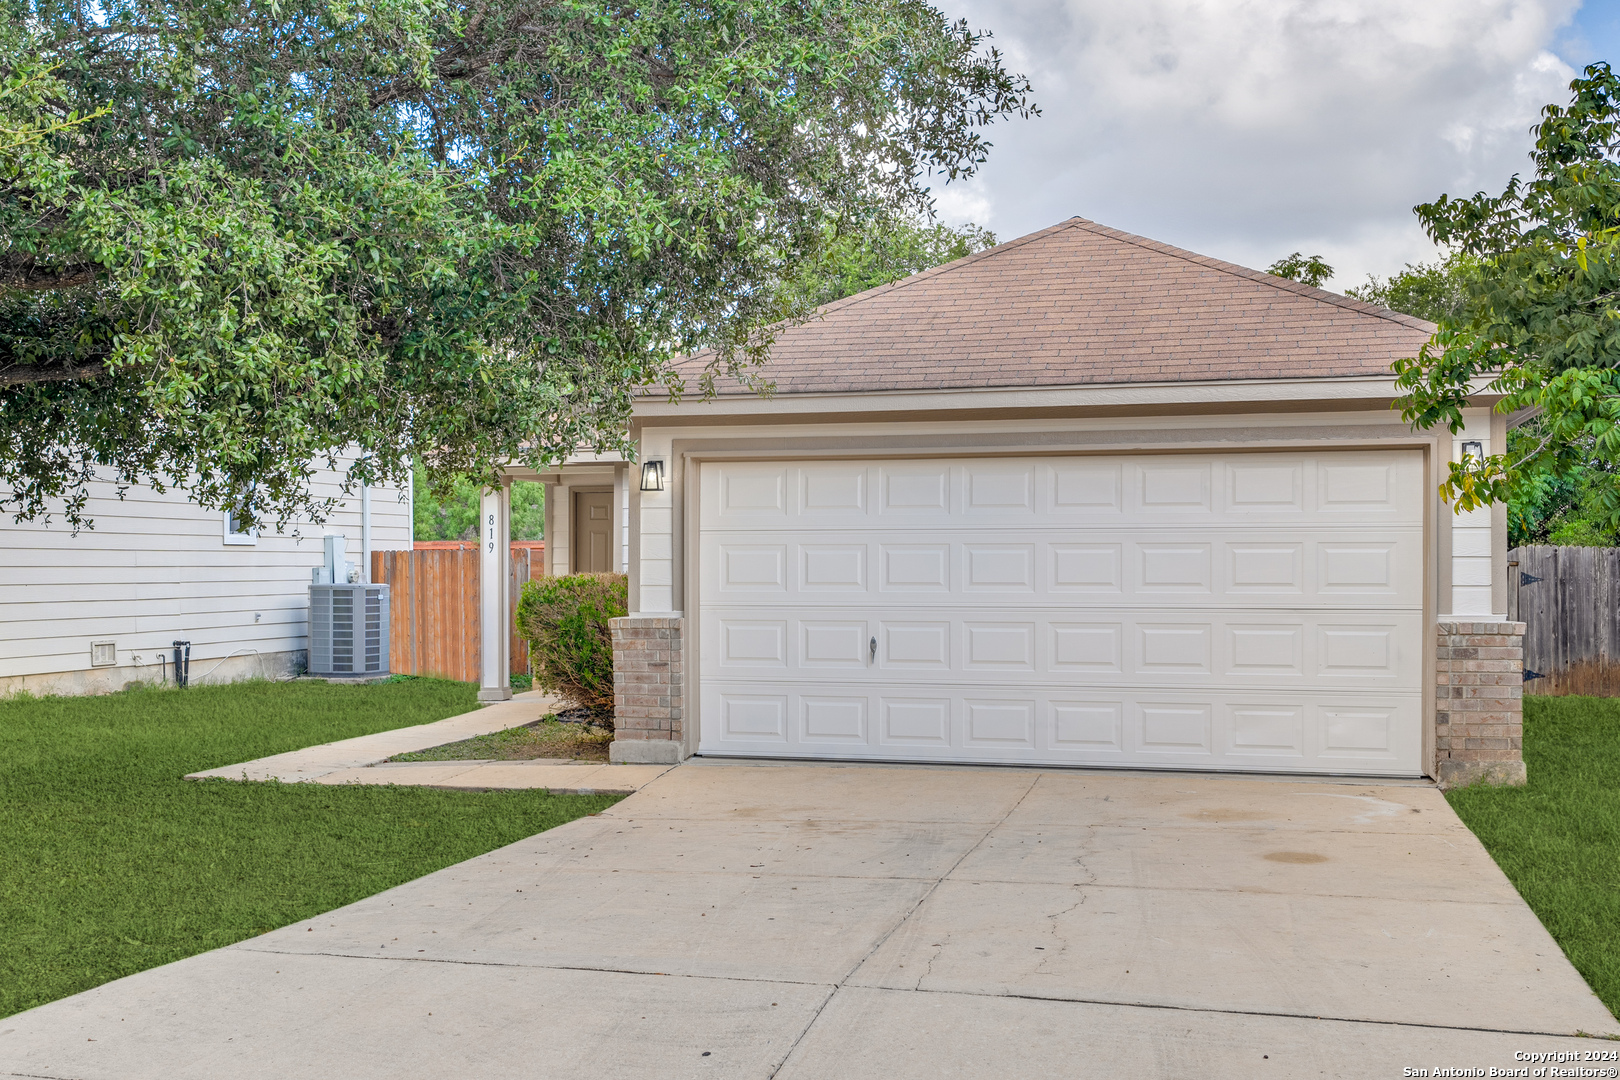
[1393,63,1620,532]
[0,0,1033,527]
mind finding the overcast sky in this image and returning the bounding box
[929,0,1620,291]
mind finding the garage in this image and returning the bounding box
[698,450,1425,775]
[506,216,1520,784]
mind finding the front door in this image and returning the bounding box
[572,491,614,573]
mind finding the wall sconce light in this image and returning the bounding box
[639,459,665,492]
[1461,440,1483,460]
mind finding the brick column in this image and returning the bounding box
[607,616,686,765]
[1434,621,1527,788]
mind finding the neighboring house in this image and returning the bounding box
[0,468,411,695]
[470,218,1522,788]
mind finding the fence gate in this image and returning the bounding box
[1508,545,1620,696]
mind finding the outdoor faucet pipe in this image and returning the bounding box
[172,640,190,689]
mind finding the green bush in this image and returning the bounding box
[515,574,628,726]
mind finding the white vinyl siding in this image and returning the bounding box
[0,467,409,682]
[698,451,1425,776]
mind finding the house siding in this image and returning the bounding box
[0,465,410,693]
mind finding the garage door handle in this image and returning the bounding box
[869,636,877,664]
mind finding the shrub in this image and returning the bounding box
[515,574,628,727]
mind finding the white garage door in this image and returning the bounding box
[697,452,1425,776]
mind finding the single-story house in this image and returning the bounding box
[0,466,410,695]
[486,217,1522,787]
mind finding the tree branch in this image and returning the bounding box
[0,256,96,292]
[0,360,104,386]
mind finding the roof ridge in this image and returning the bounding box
[1065,219,1438,334]
[803,217,1088,319]
[677,218,1091,367]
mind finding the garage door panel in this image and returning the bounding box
[801,621,867,667]
[879,545,951,591]
[719,467,788,518]
[1052,623,1124,671]
[880,697,953,745]
[965,699,1038,747]
[1227,459,1304,512]
[699,453,1425,775]
[880,621,951,668]
[801,696,867,742]
[1052,462,1123,510]
[1227,542,1304,593]
[1137,702,1214,754]
[705,453,1423,528]
[964,545,1036,591]
[1228,703,1305,756]
[1052,701,1125,751]
[800,465,868,515]
[801,545,867,591]
[879,464,951,514]
[1137,461,1212,511]
[703,531,1420,607]
[963,622,1037,670]
[719,620,787,667]
[1138,543,1213,592]
[704,608,1422,688]
[1052,544,1124,592]
[964,463,1037,514]
[700,681,1423,772]
[1317,457,1412,513]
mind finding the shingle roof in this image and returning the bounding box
[683,217,1434,395]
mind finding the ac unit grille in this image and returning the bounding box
[308,584,390,677]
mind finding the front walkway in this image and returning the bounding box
[3,762,1613,1079]
[184,691,672,795]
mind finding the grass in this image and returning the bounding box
[390,717,613,762]
[0,678,621,1019]
[1447,695,1620,1019]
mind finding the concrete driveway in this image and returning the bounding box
[2,762,1615,1079]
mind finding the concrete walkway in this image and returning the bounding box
[3,762,1614,1078]
[184,691,672,795]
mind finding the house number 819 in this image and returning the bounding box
[488,513,495,553]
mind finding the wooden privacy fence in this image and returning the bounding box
[1508,545,1620,696]
[370,543,544,683]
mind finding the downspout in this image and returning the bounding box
[361,484,372,583]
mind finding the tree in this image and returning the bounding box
[1346,255,1475,324]
[780,215,997,310]
[411,467,541,541]
[1392,63,1620,533]
[1266,252,1333,288]
[411,212,991,545]
[0,0,1035,529]
[1349,255,1612,544]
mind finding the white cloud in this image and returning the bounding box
[936,0,1582,288]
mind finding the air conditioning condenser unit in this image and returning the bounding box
[309,583,390,677]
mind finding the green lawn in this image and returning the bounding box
[0,678,620,1019]
[1447,695,1620,1019]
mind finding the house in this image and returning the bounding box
[481,217,1522,787]
[0,466,410,695]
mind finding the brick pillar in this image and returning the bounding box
[1434,621,1527,788]
[607,616,686,765]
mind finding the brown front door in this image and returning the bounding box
[572,490,614,573]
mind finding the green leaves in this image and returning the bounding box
[0,0,1032,529]
[1394,63,1620,531]
[1265,251,1333,288]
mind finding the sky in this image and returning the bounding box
[929,0,1620,291]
